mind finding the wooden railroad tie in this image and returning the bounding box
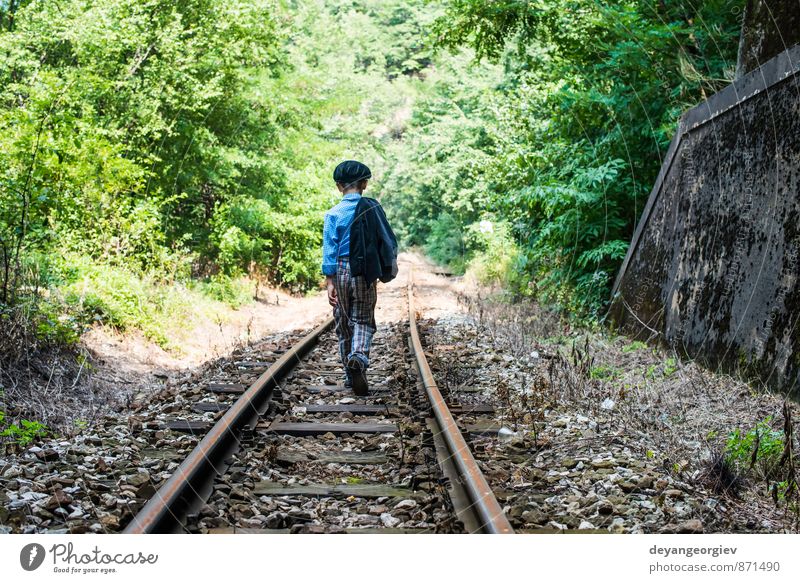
[252,481,424,499]
[164,419,499,436]
[297,385,392,395]
[192,402,230,413]
[162,420,213,433]
[207,383,247,394]
[274,450,388,465]
[300,404,394,415]
[262,422,398,436]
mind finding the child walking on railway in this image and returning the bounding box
[322,160,398,396]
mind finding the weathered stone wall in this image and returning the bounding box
[737,0,800,79]
[609,44,800,398]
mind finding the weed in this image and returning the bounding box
[702,449,744,496]
[496,379,518,429]
[644,364,658,380]
[0,418,49,446]
[571,336,594,380]
[775,480,798,503]
[264,443,279,463]
[644,358,678,380]
[622,340,648,353]
[590,364,621,380]
[725,417,785,480]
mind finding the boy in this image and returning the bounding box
[322,160,398,396]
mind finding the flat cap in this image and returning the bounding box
[333,160,372,185]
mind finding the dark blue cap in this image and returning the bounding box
[333,160,372,185]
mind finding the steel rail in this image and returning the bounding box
[406,269,514,534]
[124,317,334,534]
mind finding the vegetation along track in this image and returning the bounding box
[124,271,513,534]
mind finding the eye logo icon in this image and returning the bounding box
[20,543,46,571]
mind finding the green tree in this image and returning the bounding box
[420,0,742,315]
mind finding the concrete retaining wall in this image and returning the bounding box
[609,44,800,398]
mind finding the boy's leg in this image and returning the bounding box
[348,275,377,367]
[333,258,354,381]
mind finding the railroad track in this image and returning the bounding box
[124,270,513,534]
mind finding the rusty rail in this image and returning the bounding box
[406,269,514,534]
[126,268,510,533]
[124,317,334,534]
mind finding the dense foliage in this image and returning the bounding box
[381,0,742,316]
[0,0,745,357]
[0,0,429,350]
[0,0,304,284]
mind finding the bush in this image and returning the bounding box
[196,275,253,308]
[0,414,49,447]
[425,214,467,272]
[465,218,519,287]
[58,256,213,348]
[725,417,786,481]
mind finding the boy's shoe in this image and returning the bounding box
[346,356,369,396]
[344,375,353,389]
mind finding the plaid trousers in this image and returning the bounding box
[333,257,377,370]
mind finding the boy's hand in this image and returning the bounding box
[326,276,338,307]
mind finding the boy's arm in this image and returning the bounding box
[326,275,337,307]
[322,213,338,276]
[322,213,338,306]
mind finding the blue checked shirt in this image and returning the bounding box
[322,193,362,276]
